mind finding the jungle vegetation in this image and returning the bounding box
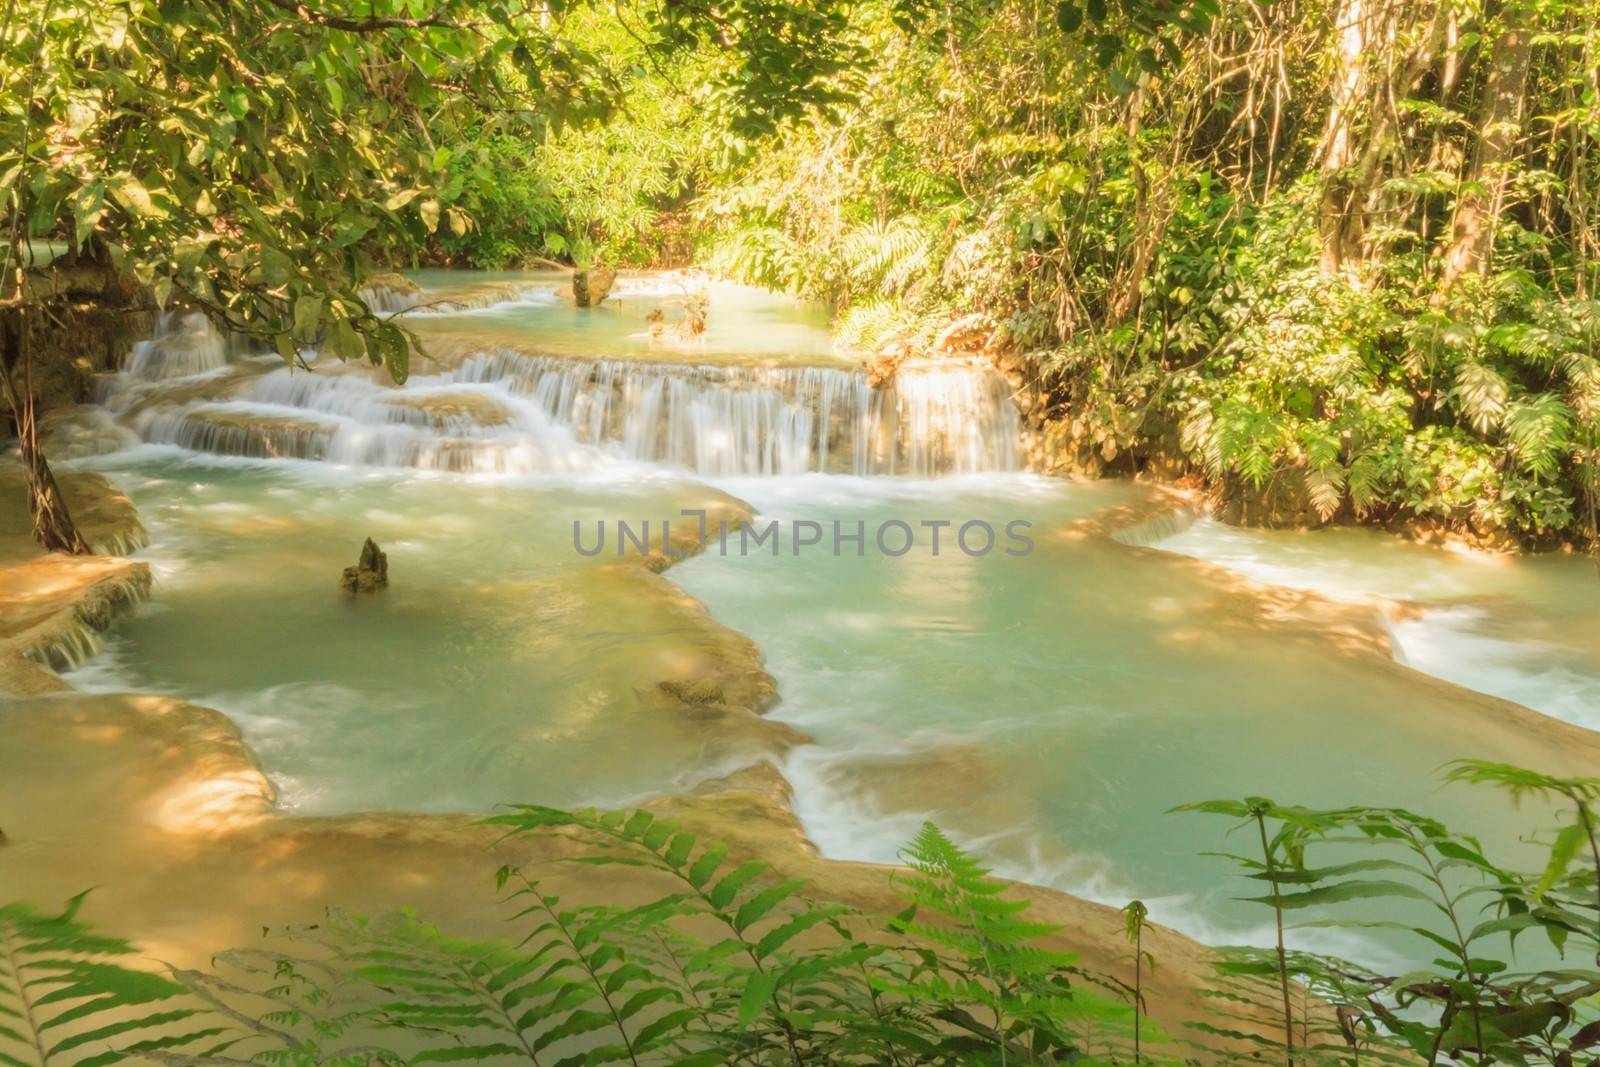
[2,760,1599,1066]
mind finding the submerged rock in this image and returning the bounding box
[340,537,388,594]
[864,340,912,388]
[359,273,424,314]
[0,465,151,693]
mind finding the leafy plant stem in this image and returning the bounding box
[1254,807,1294,1066]
[533,891,642,1067]
[1575,797,1600,965]
[0,923,48,1067]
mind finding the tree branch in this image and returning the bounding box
[252,0,462,34]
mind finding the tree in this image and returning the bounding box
[0,0,861,552]
[1439,0,1536,287]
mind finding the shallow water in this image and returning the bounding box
[669,478,1590,958]
[27,269,1600,969]
[404,270,843,364]
[66,455,770,813]
[1156,519,1600,731]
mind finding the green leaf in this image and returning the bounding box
[385,189,422,211]
[410,1043,527,1063]
[756,906,845,959]
[1246,879,1435,910]
[109,174,165,219]
[330,319,365,361]
[737,970,777,1027]
[709,863,767,910]
[419,199,442,233]
[1535,822,1586,900]
[687,844,727,888]
[261,247,295,288]
[734,880,806,933]
[292,294,324,343]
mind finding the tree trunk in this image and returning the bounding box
[1,312,91,555]
[1320,0,1450,278]
[1438,7,1534,288]
[1319,0,1368,274]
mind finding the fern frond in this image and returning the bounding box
[1451,361,1510,435]
[842,218,932,296]
[0,896,220,1067]
[1506,394,1574,480]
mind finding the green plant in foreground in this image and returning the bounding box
[0,815,1140,1066]
[0,894,223,1067]
[1183,764,1600,1066]
[1121,900,1153,1064]
[1172,797,1324,1065]
[12,760,1600,1065]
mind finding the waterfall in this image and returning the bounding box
[106,313,1021,478]
[124,311,238,380]
[445,351,1019,477]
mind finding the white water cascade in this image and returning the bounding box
[104,313,1023,478]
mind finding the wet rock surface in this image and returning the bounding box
[340,537,389,593]
[571,265,618,307]
[0,465,150,693]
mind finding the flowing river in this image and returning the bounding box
[21,269,1600,967]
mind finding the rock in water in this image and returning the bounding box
[340,537,388,594]
[572,266,618,308]
[658,678,725,705]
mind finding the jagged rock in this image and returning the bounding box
[658,678,725,705]
[572,266,618,308]
[358,273,423,314]
[340,537,388,593]
[681,291,708,335]
[932,313,990,354]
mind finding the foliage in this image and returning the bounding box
[0,894,223,1067]
[1181,762,1600,1066]
[12,762,1600,1064]
[0,813,1134,1066]
[0,0,873,385]
[691,0,1600,547]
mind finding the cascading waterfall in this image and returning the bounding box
[124,311,243,380]
[104,313,1023,478]
[446,351,1020,476]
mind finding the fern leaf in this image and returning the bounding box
[0,898,212,1067]
[1452,361,1510,434]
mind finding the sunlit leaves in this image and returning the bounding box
[3,0,855,389]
